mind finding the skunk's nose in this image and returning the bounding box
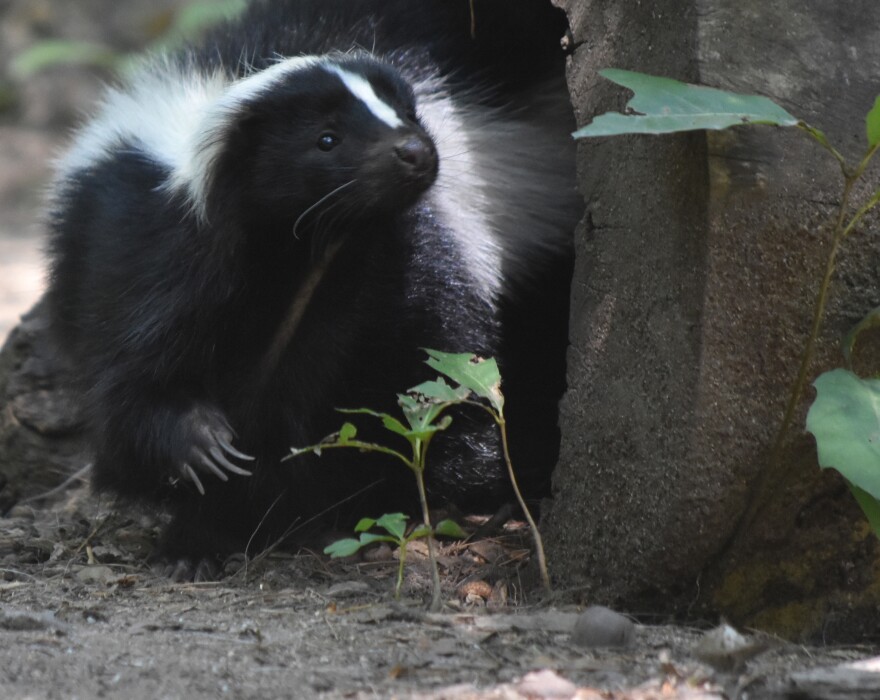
[394,136,437,176]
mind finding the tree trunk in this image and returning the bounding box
[546,0,880,641]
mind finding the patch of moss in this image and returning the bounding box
[713,522,880,639]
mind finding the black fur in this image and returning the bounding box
[47,0,577,574]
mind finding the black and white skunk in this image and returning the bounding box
[47,0,578,578]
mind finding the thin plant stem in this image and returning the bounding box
[463,399,551,593]
[797,122,847,174]
[734,129,880,542]
[733,178,853,541]
[775,180,854,455]
[496,414,552,594]
[414,464,443,612]
[395,544,406,598]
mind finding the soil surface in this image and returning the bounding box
[1,3,878,699]
[2,484,876,700]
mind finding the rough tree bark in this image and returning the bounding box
[546,0,880,640]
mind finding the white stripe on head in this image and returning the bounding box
[55,54,406,222]
[221,55,321,110]
[325,65,403,129]
[56,55,327,221]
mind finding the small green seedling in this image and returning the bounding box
[416,350,550,592]
[324,513,466,598]
[287,349,551,609]
[578,70,880,540]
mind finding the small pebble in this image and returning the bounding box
[75,565,116,585]
[571,604,635,648]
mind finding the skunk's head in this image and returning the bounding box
[178,54,438,233]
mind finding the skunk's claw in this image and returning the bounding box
[176,404,253,493]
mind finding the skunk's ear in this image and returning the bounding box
[169,98,264,222]
[206,107,265,173]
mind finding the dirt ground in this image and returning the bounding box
[1,3,879,699]
[2,485,876,700]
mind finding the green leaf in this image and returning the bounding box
[398,394,453,436]
[408,524,432,539]
[11,40,122,77]
[354,517,377,533]
[338,408,410,437]
[381,414,413,437]
[424,350,503,413]
[410,378,472,403]
[338,422,357,442]
[375,512,408,540]
[867,95,880,147]
[573,69,799,138]
[849,483,880,539]
[324,538,364,558]
[842,305,880,369]
[434,519,468,539]
[806,369,880,500]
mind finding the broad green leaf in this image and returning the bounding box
[573,69,799,138]
[376,512,408,540]
[324,538,363,558]
[434,519,467,539]
[849,483,880,539]
[806,369,880,499]
[867,95,880,147]
[338,422,357,442]
[842,305,880,369]
[410,378,472,403]
[424,350,503,412]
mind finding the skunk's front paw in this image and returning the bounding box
[175,403,254,495]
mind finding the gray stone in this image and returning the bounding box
[571,605,635,648]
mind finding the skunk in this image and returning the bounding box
[47,0,577,578]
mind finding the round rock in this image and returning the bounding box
[571,605,635,648]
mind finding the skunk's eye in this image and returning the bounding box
[317,132,341,151]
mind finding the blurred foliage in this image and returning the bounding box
[10,0,246,78]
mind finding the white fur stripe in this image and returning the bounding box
[416,84,503,306]
[222,55,320,109]
[56,54,409,226]
[172,56,323,214]
[326,66,403,128]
